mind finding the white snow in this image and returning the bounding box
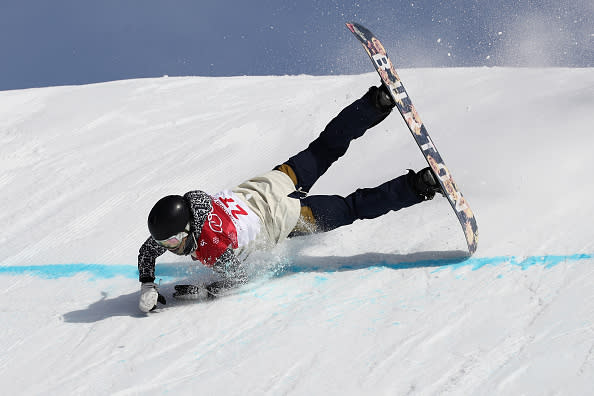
[1,68,594,394]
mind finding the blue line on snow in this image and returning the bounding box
[0,264,136,280]
[0,254,591,280]
[0,263,182,280]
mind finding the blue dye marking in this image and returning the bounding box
[0,264,137,280]
[285,254,592,275]
[0,254,591,280]
[429,254,593,273]
[0,262,184,280]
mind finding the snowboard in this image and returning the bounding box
[346,22,479,254]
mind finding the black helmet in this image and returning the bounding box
[147,195,191,240]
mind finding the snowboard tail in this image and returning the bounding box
[346,22,478,254]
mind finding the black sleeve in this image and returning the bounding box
[138,237,167,283]
[183,190,213,233]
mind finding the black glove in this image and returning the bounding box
[173,284,208,300]
[172,282,229,300]
[205,280,241,299]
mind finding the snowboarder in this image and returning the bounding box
[138,84,443,312]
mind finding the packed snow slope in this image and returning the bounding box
[1,68,594,395]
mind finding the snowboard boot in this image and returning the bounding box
[408,167,444,201]
[369,84,396,112]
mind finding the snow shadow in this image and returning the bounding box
[62,284,211,323]
[262,249,471,278]
[62,291,146,322]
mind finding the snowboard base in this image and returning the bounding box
[346,22,478,254]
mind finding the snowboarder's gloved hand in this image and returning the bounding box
[139,282,166,312]
[205,278,248,299]
[171,282,238,300]
[173,284,209,300]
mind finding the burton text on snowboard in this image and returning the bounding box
[346,22,479,254]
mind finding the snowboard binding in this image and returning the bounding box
[369,84,396,112]
[409,167,444,201]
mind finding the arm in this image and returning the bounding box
[138,237,167,283]
[137,237,168,312]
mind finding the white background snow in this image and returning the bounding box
[1,68,593,394]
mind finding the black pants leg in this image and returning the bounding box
[300,172,423,233]
[277,89,423,235]
[280,89,390,192]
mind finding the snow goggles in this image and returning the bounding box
[155,224,191,249]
